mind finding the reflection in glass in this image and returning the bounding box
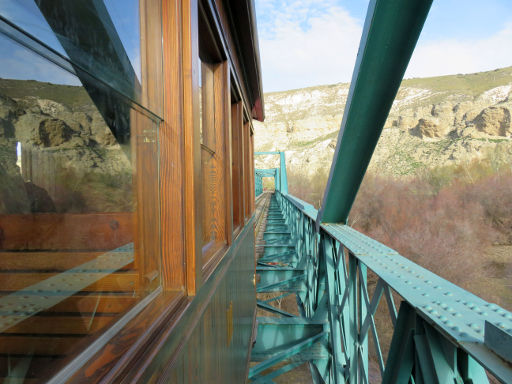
[0,0,142,101]
[0,9,160,382]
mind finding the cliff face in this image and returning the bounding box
[254,67,512,177]
[0,79,132,214]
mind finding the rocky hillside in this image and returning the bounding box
[0,79,132,214]
[254,67,512,178]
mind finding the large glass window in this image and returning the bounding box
[1,0,143,106]
[0,2,161,382]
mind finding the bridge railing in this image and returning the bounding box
[275,190,512,383]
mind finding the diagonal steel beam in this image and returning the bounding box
[257,300,297,318]
[319,0,433,224]
[249,331,327,378]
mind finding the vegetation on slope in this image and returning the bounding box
[402,66,512,97]
[288,157,512,311]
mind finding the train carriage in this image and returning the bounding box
[0,0,262,382]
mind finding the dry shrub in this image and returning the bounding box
[288,160,512,305]
[288,166,329,208]
[350,169,512,305]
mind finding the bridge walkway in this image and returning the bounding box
[249,193,328,383]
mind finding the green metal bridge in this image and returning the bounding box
[248,0,512,382]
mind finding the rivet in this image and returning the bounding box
[469,323,481,331]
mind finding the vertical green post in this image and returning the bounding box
[279,151,288,194]
[276,168,281,193]
[348,254,358,383]
[359,263,368,381]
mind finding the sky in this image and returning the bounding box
[255,0,512,92]
[0,0,140,85]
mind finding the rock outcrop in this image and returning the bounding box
[254,67,512,178]
[0,79,132,214]
[472,107,511,136]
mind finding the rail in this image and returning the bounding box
[275,190,512,383]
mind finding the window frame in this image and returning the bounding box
[231,99,245,237]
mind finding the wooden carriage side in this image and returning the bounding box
[0,0,263,382]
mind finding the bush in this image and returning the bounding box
[288,159,512,307]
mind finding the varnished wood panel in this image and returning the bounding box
[3,315,116,335]
[140,0,164,116]
[182,0,202,295]
[249,128,255,214]
[0,252,134,271]
[243,122,251,220]
[132,109,160,290]
[67,291,186,383]
[0,336,79,355]
[46,295,137,314]
[0,213,132,251]
[212,61,229,247]
[0,272,139,291]
[201,61,230,268]
[231,102,244,231]
[161,0,186,291]
[222,64,233,246]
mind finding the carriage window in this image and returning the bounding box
[243,122,252,220]
[231,101,244,233]
[200,60,228,265]
[0,2,161,382]
[1,0,143,105]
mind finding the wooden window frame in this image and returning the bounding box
[231,100,244,237]
[243,121,251,222]
[196,3,233,281]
